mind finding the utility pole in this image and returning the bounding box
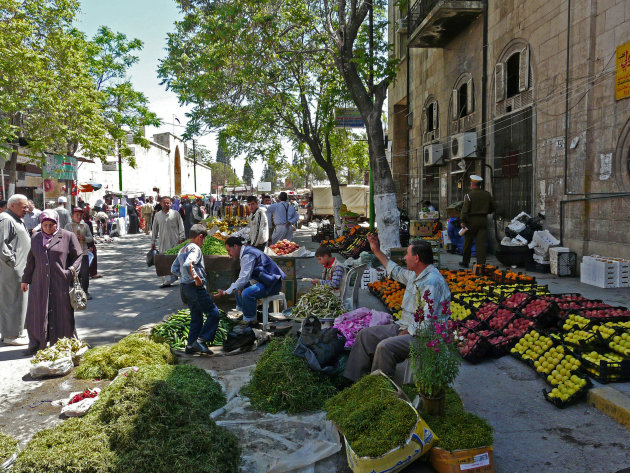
[192,139,197,192]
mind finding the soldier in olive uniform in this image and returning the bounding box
[459,175,496,268]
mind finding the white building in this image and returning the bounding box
[77,131,212,205]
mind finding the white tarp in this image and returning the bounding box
[208,366,341,473]
[312,185,370,217]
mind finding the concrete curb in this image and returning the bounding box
[588,386,630,428]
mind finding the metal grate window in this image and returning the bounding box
[493,107,534,218]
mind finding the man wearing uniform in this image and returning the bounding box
[460,175,496,268]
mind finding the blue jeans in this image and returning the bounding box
[235,280,283,322]
[180,283,221,346]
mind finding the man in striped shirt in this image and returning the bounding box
[311,246,345,297]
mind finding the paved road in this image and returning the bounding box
[1,229,629,473]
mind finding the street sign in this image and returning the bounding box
[44,155,77,180]
[257,181,272,192]
[335,108,365,128]
[102,162,117,171]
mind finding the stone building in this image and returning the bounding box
[388,0,630,258]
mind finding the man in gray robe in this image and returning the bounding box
[55,196,70,229]
[152,196,185,287]
[0,194,30,345]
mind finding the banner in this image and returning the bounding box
[335,108,365,128]
[615,40,630,100]
[44,155,77,180]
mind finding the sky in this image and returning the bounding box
[76,0,266,184]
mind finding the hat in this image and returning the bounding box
[40,209,59,224]
[58,196,67,203]
[470,175,483,182]
[72,206,84,213]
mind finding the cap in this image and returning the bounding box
[72,206,83,213]
[470,175,483,182]
[58,196,67,203]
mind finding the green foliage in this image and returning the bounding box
[325,375,417,458]
[14,365,239,473]
[12,418,116,473]
[0,0,110,162]
[242,336,340,414]
[422,388,494,452]
[74,333,174,380]
[0,430,18,464]
[88,26,160,166]
[164,236,228,255]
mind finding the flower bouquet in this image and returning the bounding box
[410,290,462,414]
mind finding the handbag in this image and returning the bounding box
[146,248,158,267]
[69,267,87,311]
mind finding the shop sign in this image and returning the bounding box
[44,155,77,180]
[335,108,365,128]
[615,40,630,100]
[102,162,117,171]
[257,181,272,192]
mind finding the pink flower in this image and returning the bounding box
[434,347,440,353]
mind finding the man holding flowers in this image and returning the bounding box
[343,235,451,382]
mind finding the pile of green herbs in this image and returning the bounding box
[151,309,235,350]
[0,431,18,464]
[291,285,346,319]
[74,333,173,380]
[422,387,493,452]
[325,375,417,458]
[31,337,88,364]
[241,336,341,414]
[164,236,228,255]
[13,365,238,473]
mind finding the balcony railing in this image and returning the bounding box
[408,0,485,48]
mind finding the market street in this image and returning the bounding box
[1,228,629,472]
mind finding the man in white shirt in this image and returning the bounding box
[267,192,298,244]
[23,200,41,234]
[152,196,185,287]
[233,196,268,250]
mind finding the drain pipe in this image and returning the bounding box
[559,193,630,245]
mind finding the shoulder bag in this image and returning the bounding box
[69,267,87,311]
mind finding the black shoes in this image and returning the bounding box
[86,293,93,300]
[185,339,213,355]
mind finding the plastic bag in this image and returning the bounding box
[146,248,158,267]
[54,388,101,417]
[29,356,74,378]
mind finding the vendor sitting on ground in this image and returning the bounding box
[216,236,286,327]
[343,234,451,382]
[311,246,346,297]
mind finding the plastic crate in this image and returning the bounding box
[458,333,490,364]
[551,252,577,277]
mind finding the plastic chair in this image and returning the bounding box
[258,292,287,330]
[340,264,367,311]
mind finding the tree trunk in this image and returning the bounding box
[7,146,18,197]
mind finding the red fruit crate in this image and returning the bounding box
[500,292,533,310]
[520,299,561,328]
[487,335,519,358]
[487,308,517,331]
[458,332,490,364]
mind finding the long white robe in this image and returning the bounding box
[152,209,184,253]
[0,211,30,338]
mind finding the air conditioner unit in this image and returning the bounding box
[450,132,477,159]
[397,18,408,33]
[423,143,443,166]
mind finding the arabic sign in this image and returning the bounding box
[615,40,630,100]
[257,181,272,192]
[44,155,77,180]
[335,108,365,128]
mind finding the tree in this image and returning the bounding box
[209,162,241,195]
[0,0,110,195]
[322,0,401,248]
[87,26,161,189]
[215,133,231,166]
[242,162,254,187]
[159,0,353,233]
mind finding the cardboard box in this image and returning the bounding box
[430,446,494,473]
[418,211,439,219]
[410,220,434,237]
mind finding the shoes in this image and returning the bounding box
[91,274,102,279]
[23,346,39,356]
[185,339,213,355]
[159,283,172,288]
[237,319,257,328]
[3,336,29,346]
[458,262,469,268]
[86,293,93,300]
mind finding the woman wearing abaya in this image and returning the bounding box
[21,209,83,355]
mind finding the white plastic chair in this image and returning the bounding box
[340,264,367,311]
[258,292,287,330]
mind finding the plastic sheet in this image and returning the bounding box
[207,366,341,473]
[29,357,74,379]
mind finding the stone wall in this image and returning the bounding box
[388,0,630,258]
